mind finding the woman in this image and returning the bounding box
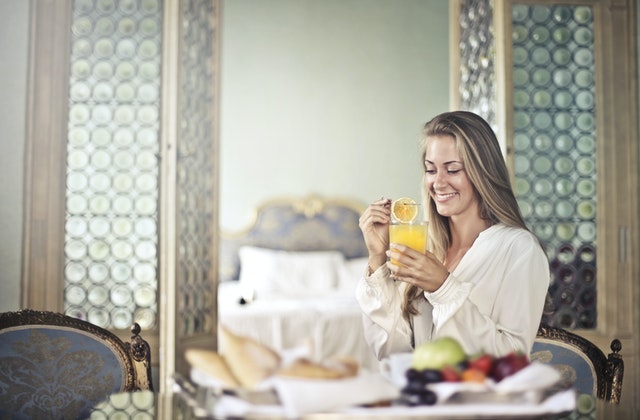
[356,111,549,360]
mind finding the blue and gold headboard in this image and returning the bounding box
[219,195,368,282]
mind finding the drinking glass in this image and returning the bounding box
[389,220,428,265]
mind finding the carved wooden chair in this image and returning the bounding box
[531,323,623,414]
[0,309,153,419]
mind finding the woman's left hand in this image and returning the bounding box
[386,245,449,292]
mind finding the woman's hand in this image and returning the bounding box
[359,198,392,271]
[387,245,450,293]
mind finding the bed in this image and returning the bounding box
[217,194,380,372]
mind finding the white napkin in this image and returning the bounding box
[428,361,563,404]
[270,371,400,418]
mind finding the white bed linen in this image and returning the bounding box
[218,281,380,372]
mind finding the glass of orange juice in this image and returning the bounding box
[389,221,428,264]
[389,197,428,265]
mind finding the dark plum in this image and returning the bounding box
[405,367,423,383]
[418,388,438,405]
[421,368,444,384]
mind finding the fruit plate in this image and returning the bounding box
[428,362,563,405]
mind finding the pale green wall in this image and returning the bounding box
[219,0,451,230]
[0,0,451,311]
[0,0,28,312]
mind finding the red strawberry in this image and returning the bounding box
[440,365,461,382]
[468,354,494,375]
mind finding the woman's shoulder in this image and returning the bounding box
[481,223,541,248]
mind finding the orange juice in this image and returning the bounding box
[389,222,428,265]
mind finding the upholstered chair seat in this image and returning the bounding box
[0,309,152,419]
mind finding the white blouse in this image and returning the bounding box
[356,223,550,360]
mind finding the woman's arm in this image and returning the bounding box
[355,265,415,359]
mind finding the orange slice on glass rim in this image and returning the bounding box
[391,197,419,222]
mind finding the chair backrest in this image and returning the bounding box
[0,309,152,419]
[531,324,624,405]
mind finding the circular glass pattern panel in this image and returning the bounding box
[552,48,571,65]
[577,200,596,219]
[554,156,574,175]
[553,7,572,23]
[556,223,576,241]
[531,6,551,23]
[554,91,573,109]
[535,201,553,218]
[514,155,530,174]
[533,91,551,108]
[514,68,529,86]
[531,68,550,87]
[577,179,596,196]
[513,47,528,65]
[116,62,136,80]
[531,26,550,44]
[533,134,552,152]
[135,309,156,330]
[112,263,132,283]
[576,136,596,154]
[555,135,574,152]
[574,6,593,24]
[89,263,109,283]
[67,172,88,191]
[555,179,574,196]
[65,240,87,260]
[88,309,110,328]
[574,48,594,67]
[514,134,530,151]
[134,263,156,283]
[576,157,596,175]
[88,286,109,306]
[554,113,574,131]
[577,222,596,241]
[65,262,86,283]
[534,179,553,196]
[134,286,156,307]
[574,70,594,88]
[113,218,133,236]
[68,128,89,146]
[66,286,86,305]
[95,17,115,36]
[533,156,552,174]
[111,285,133,306]
[89,217,110,237]
[576,113,595,131]
[514,178,530,196]
[112,309,133,330]
[552,28,571,44]
[531,48,550,65]
[533,112,552,130]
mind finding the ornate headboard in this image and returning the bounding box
[219,195,368,282]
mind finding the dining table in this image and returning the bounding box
[87,372,578,420]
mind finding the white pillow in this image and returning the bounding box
[337,257,369,295]
[238,246,345,299]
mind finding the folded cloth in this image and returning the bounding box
[270,371,399,418]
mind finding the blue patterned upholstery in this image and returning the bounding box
[0,310,152,419]
[531,325,623,405]
[219,195,368,282]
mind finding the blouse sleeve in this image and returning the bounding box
[424,232,549,357]
[355,265,414,359]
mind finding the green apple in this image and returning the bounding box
[412,337,467,370]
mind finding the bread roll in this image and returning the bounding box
[219,324,282,389]
[276,357,359,380]
[184,348,240,388]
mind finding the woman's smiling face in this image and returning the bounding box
[424,135,479,219]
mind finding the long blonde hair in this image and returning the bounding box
[402,111,530,318]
